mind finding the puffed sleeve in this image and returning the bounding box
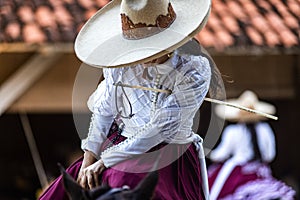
[209,124,242,162]
[101,55,211,167]
[81,69,115,159]
[256,122,276,162]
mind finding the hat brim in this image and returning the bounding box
[215,100,276,122]
[74,0,211,68]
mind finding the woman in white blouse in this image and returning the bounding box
[39,0,215,199]
[208,90,295,200]
[76,43,212,199]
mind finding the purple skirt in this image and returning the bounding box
[208,162,295,200]
[39,123,204,200]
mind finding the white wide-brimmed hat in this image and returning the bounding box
[215,90,276,122]
[75,0,211,68]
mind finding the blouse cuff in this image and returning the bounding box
[101,150,131,168]
[81,140,101,160]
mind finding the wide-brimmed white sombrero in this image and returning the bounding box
[74,0,211,68]
[215,90,276,122]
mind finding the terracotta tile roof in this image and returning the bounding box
[197,0,300,50]
[0,0,299,50]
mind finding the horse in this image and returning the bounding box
[59,164,158,200]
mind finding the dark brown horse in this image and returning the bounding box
[59,164,158,200]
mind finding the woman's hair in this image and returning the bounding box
[177,38,226,101]
[207,56,226,101]
[246,123,262,162]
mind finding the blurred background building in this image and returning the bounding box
[0,0,299,199]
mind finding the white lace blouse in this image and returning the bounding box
[81,51,211,167]
[209,122,276,164]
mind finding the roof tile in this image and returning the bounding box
[5,22,21,41]
[54,6,73,26]
[95,0,110,8]
[0,0,299,50]
[284,14,299,30]
[222,15,241,35]
[246,26,264,46]
[226,1,248,22]
[287,0,300,17]
[216,30,235,46]
[266,12,288,32]
[213,0,241,35]
[279,30,298,47]
[251,15,270,33]
[36,6,56,28]
[84,8,98,21]
[77,0,95,9]
[18,6,35,23]
[23,23,47,43]
[264,31,280,47]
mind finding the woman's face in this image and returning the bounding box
[142,53,170,68]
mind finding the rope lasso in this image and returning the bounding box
[203,97,278,120]
[113,82,278,121]
[114,81,135,119]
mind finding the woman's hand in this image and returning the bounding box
[77,151,106,189]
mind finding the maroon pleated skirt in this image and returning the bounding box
[208,162,295,199]
[39,123,204,200]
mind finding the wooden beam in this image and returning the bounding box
[0,52,62,116]
[0,43,74,53]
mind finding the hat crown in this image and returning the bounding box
[120,0,176,39]
[239,90,258,108]
[121,0,170,25]
[214,90,276,122]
